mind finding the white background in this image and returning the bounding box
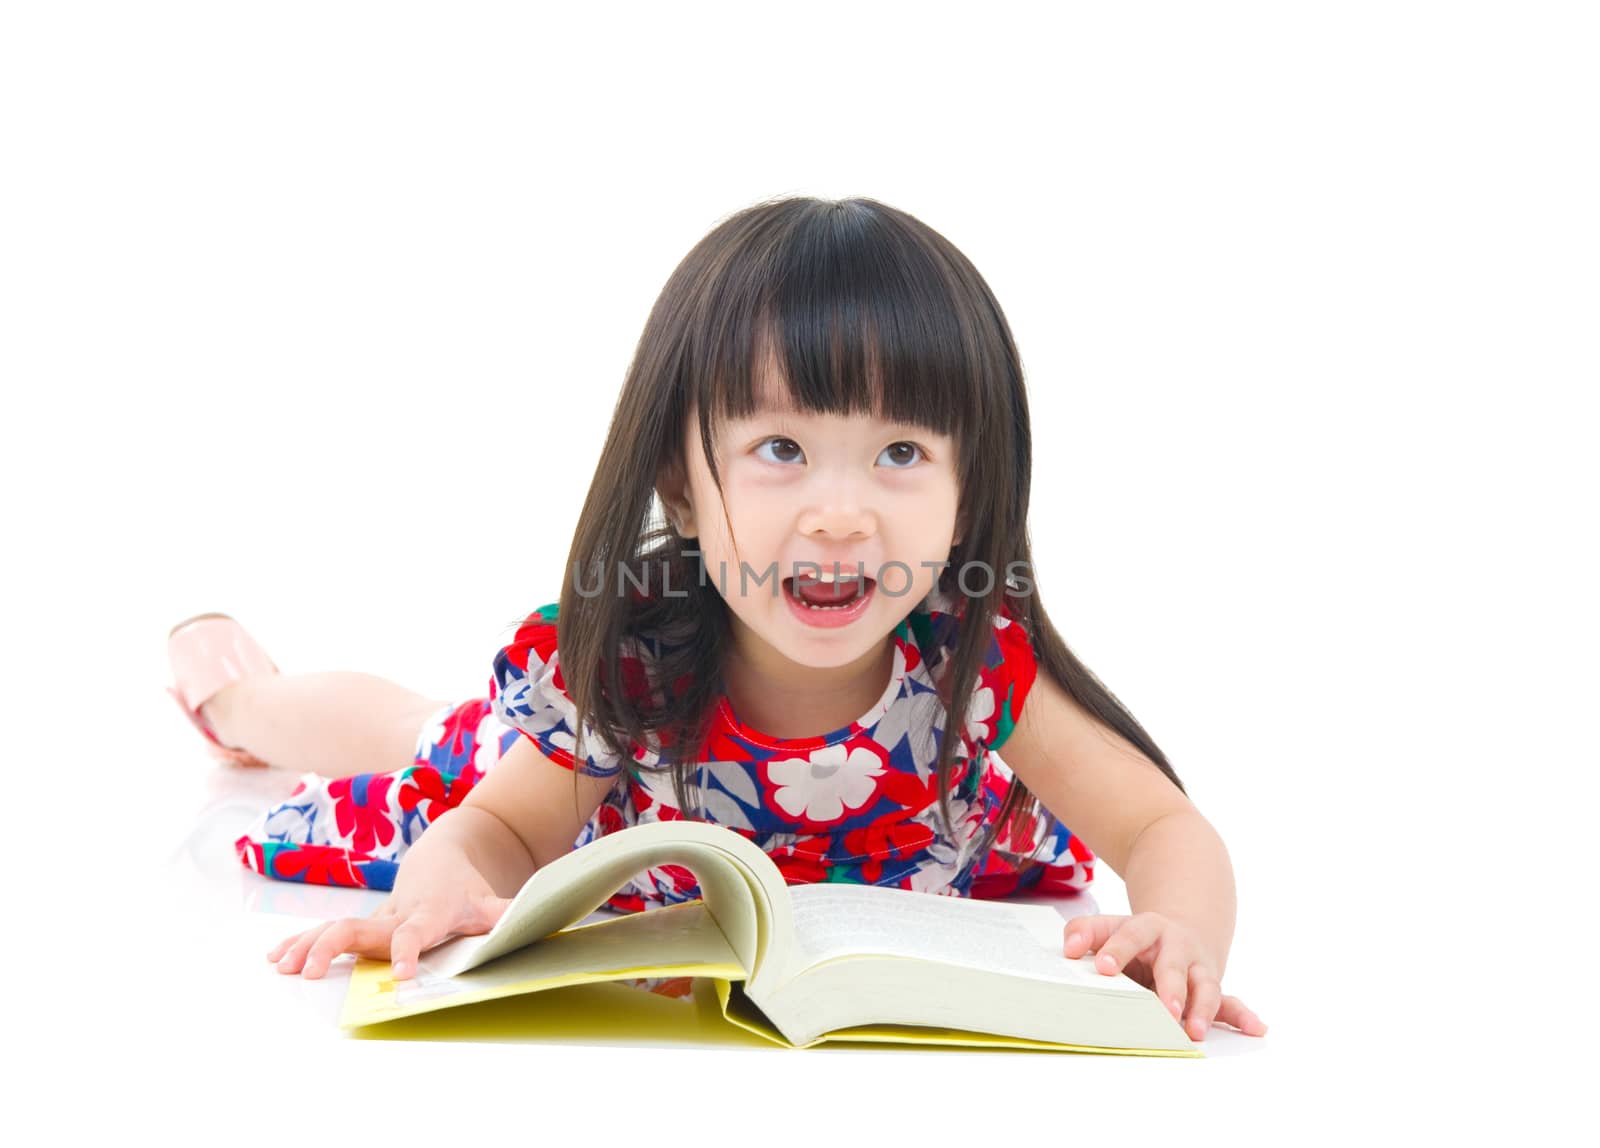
[4,1,1594,1143]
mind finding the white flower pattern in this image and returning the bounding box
[415,708,450,760]
[964,683,996,746]
[767,743,886,823]
[472,710,507,774]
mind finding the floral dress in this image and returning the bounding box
[234,585,1096,913]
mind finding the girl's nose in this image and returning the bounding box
[797,486,878,540]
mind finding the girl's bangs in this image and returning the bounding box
[696,204,982,450]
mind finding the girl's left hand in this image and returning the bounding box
[1062,912,1268,1041]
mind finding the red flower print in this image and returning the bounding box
[597,803,625,836]
[772,835,833,884]
[999,812,1038,855]
[608,892,648,913]
[773,852,829,884]
[843,817,936,864]
[874,767,938,811]
[269,843,367,888]
[969,869,1022,899]
[328,773,399,856]
[1068,833,1096,864]
[397,765,470,824]
[234,836,264,876]
[704,718,756,763]
[657,864,698,894]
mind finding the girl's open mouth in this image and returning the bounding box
[783,574,877,628]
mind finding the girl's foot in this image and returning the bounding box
[167,612,280,768]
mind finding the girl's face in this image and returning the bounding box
[660,368,963,673]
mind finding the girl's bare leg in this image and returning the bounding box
[199,672,452,780]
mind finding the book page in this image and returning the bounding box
[786,884,1142,991]
[396,903,739,1008]
[420,821,777,980]
[762,956,1193,1052]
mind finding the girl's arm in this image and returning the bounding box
[997,669,1236,971]
[455,733,622,884]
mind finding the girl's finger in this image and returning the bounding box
[298,921,357,979]
[1090,913,1166,977]
[266,928,311,963]
[1183,966,1223,1041]
[302,916,398,979]
[1214,994,1269,1036]
[388,913,449,981]
[273,923,334,973]
[1150,946,1193,1023]
[1062,914,1125,960]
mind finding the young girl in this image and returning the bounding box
[170,195,1266,1042]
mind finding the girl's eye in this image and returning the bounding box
[754,437,805,465]
[879,441,924,468]
[751,438,926,468]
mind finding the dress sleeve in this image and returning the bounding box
[488,604,628,779]
[979,594,1039,754]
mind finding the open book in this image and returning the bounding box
[339,819,1200,1056]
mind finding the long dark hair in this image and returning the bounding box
[545,194,1183,867]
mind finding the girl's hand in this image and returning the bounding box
[265,876,513,982]
[1062,912,1268,1042]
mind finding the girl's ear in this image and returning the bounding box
[656,459,697,538]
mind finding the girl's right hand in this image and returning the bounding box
[265,872,514,981]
